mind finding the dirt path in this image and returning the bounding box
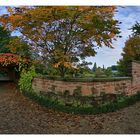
[0,82,140,134]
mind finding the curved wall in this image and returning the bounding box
[32,61,140,96]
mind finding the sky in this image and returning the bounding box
[86,6,140,68]
[0,6,140,68]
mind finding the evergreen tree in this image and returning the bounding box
[131,22,140,36]
[92,62,97,72]
[104,67,113,77]
[0,26,11,53]
[102,65,105,71]
[94,67,105,78]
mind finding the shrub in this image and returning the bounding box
[19,65,37,92]
[48,85,57,92]
[39,75,131,82]
[22,90,140,115]
[63,90,70,96]
[73,86,82,97]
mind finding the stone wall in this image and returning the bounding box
[32,78,132,96]
[32,61,140,96]
[131,61,140,95]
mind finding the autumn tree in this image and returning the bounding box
[0,6,120,77]
[118,22,140,76]
[6,37,31,57]
[0,26,28,71]
[118,35,140,76]
[0,24,31,60]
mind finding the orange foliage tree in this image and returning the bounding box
[0,6,121,77]
[0,53,19,66]
[118,22,140,76]
[0,53,30,72]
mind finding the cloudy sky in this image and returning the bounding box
[0,6,140,68]
[87,6,140,68]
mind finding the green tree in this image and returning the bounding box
[111,65,117,71]
[131,22,140,36]
[0,26,11,53]
[104,67,113,77]
[77,61,92,76]
[94,67,105,78]
[102,65,105,71]
[92,62,97,72]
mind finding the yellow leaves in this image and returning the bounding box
[77,6,90,11]
[84,13,95,21]
[63,62,72,68]
[53,61,74,69]
[99,6,116,13]
[0,6,120,70]
[47,34,55,40]
[32,60,41,65]
[106,7,116,13]
[10,47,17,53]
[108,33,116,38]
[7,7,13,14]
[123,36,140,57]
[53,62,61,68]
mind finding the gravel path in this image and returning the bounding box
[0,82,140,134]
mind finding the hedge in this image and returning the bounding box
[36,75,132,82]
[23,90,140,115]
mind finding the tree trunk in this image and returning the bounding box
[59,65,66,78]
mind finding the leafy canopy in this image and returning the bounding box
[6,37,31,57]
[0,25,11,53]
[0,6,120,77]
[118,22,140,76]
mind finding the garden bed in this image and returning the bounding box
[23,90,140,115]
